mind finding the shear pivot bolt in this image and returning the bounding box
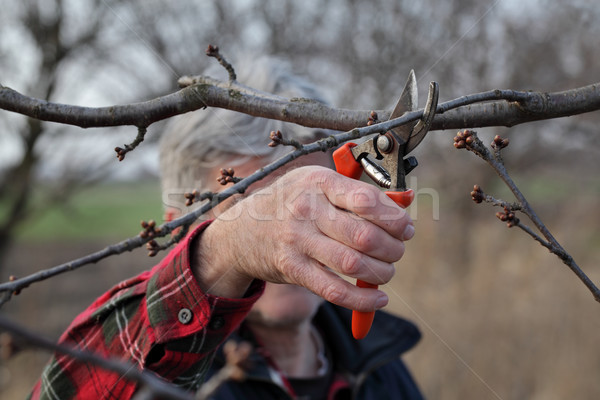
[377,135,394,153]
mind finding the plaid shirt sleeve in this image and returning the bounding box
[29,221,265,400]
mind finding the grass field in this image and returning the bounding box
[12,181,164,241]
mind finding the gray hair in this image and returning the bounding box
[159,56,332,213]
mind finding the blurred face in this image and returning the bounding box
[211,151,333,328]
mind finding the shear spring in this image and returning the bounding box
[359,157,391,189]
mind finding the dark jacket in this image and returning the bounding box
[205,303,424,400]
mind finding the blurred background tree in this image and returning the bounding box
[1,0,599,399]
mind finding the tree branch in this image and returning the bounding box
[456,130,600,303]
[435,84,600,129]
[0,314,250,400]
[0,315,194,400]
[1,80,599,132]
[0,124,373,303]
[204,44,237,82]
[2,72,600,304]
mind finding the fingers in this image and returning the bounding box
[303,234,397,285]
[258,166,414,244]
[286,257,389,312]
[313,207,406,263]
[212,166,416,309]
[317,169,414,240]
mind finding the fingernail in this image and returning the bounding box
[376,295,388,309]
[402,224,415,240]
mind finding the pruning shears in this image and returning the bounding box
[332,70,439,339]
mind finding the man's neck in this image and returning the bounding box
[249,319,320,378]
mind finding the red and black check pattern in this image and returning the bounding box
[30,222,265,399]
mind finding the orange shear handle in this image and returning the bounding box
[333,143,414,339]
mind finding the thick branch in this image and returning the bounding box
[1,80,599,131]
[435,85,600,128]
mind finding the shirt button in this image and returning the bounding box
[178,308,193,324]
[209,315,225,330]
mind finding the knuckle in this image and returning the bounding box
[274,235,304,274]
[351,224,376,252]
[322,282,346,305]
[279,254,306,284]
[350,187,377,209]
[290,197,312,219]
[299,166,330,185]
[274,252,294,277]
[279,226,301,249]
[339,250,363,276]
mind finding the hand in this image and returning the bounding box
[193,166,415,312]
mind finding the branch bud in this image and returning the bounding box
[8,275,20,296]
[491,135,509,150]
[146,240,159,257]
[206,44,219,56]
[453,130,474,149]
[496,206,520,227]
[268,130,283,147]
[471,184,485,203]
[114,147,126,161]
[367,111,379,126]
[217,167,240,185]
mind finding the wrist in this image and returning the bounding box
[191,220,253,298]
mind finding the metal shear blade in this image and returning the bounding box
[406,81,439,154]
[389,69,419,146]
[349,71,439,191]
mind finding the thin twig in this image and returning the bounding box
[205,45,237,82]
[115,126,148,161]
[268,130,302,149]
[513,219,553,252]
[0,315,251,400]
[456,130,600,302]
[146,223,191,257]
[472,186,522,212]
[0,315,194,400]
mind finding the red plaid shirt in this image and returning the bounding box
[30,221,264,399]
